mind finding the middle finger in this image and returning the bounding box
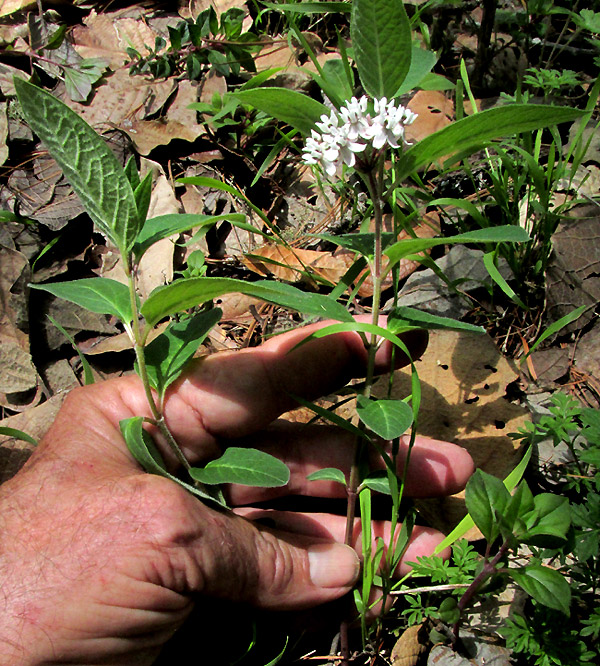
[226,422,473,506]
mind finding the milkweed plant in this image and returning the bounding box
[12,0,588,660]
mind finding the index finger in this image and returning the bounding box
[164,319,427,463]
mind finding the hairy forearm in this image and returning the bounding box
[0,476,51,665]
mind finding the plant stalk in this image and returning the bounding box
[339,157,387,663]
[452,539,510,641]
[125,267,192,472]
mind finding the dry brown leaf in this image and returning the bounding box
[217,292,264,323]
[66,68,175,132]
[7,151,85,230]
[0,102,7,166]
[546,212,600,334]
[126,119,202,156]
[0,0,34,17]
[43,298,119,351]
[243,244,348,286]
[391,623,429,666]
[0,393,67,483]
[374,330,529,539]
[0,244,38,408]
[255,35,340,90]
[406,90,454,144]
[79,322,169,355]
[0,245,29,347]
[0,62,24,96]
[0,340,36,393]
[40,358,79,395]
[72,10,160,68]
[167,79,203,128]
[207,323,239,350]
[135,162,179,299]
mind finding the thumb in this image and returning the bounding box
[189,510,360,610]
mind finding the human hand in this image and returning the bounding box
[0,321,473,665]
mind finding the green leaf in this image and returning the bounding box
[511,565,571,614]
[31,277,132,323]
[395,104,586,181]
[500,482,534,539]
[388,306,485,334]
[260,2,350,13]
[356,396,413,440]
[190,448,290,487]
[361,471,392,495]
[142,309,221,397]
[141,277,353,328]
[133,171,153,228]
[464,469,510,544]
[289,394,370,442]
[14,78,140,255]
[306,467,347,485]
[124,155,140,189]
[290,321,414,361]
[351,0,412,99]
[395,47,438,96]
[483,251,527,309]
[522,494,571,547]
[0,426,38,446]
[433,445,533,555]
[526,305,588,356]
[437,596,461,625]
[133,213,257,261]
[232,88,328,135]
[384,225,531,268]
[315,232,396,258]
[119,417,226,506]
[177,176,277,234]
[307,58,353,110]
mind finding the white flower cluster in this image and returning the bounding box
[303,96,418,176]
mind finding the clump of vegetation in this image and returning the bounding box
[3,0,600,663]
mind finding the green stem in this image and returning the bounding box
[344,158,386,546]
[339,158,387,661]
[125,267,192,472]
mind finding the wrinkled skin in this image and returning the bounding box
[0,322,473,665]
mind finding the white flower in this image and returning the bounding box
[364,97,417,149]
[339,96,369,141]
[303,95,417,176]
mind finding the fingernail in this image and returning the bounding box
[308,543,360,588]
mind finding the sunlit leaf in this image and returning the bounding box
[232,88,328,135]
[385,226,531,268]
[395,104,586,182]
[133,213,258,261]
[31,278,132,323]
[388,306,485,334]
[142,309,221,397]
[511,565,571,614]
[356,396,413,440]
[306,467,347,485]
[0,426,37,446]
[14,77,140,254]
[119,417,226,506]
[142,277,352,328]
[464,469,510,544]
[351,0,411,99]
[190,448,290,487]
